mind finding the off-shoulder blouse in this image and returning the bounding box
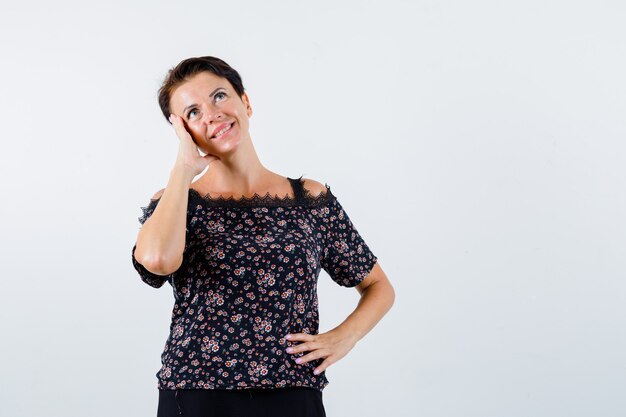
[131,176,378,392]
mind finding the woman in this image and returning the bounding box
[131,56,395,417]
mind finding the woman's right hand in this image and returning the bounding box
[169,113,220,177]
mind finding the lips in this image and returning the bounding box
[211,122,234,139]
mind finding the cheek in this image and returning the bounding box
[187,124,205,139]
[234,110,249,126]
[187,122,202,133]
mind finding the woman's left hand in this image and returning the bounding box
[284,329,358,375]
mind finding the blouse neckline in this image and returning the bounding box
[186,176,334,208]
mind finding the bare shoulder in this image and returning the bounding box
[150,188,166,200]
[300,177,328,197]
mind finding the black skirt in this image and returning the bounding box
[157,387,326,417]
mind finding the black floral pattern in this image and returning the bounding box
[131,176,377,392]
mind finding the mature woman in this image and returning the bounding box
[131,56,395,417]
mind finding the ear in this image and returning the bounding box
[242,92,253,117]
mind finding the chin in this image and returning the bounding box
[212,138,242,155]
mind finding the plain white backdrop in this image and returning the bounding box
[1,1,625,416]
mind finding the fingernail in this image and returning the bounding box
[286,347,293,353]
[295,358,302,363]
[313,369,320,375]
[285,334,291,339]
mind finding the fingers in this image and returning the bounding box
[284,333,316,353]
[169,113,180,135]
[292,348,327,363]
[285,333,315,342]
[286,337,323,363]
[286,343,312,354]
[170,113,191,139]
[291,348,331,375]
[169,113,183,124]
[313,359,331,375]
[284,331,347,375]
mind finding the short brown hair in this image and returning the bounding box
[157,56,246,124]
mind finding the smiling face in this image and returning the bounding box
[169,71,253,156]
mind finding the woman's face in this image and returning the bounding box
[169,71,252,156]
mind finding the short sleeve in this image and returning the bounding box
[131,197,190,289]
[319,194,378,287]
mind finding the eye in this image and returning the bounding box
[187,109,198,119]
[215,91,227,102]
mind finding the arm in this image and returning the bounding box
[335,261,395,343]
[302,179,395,341]
[133,112,217,281]
[284,260,394,375]
[283,179,394,374]
[133,165,195,275]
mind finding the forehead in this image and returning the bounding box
[170,72,231,113]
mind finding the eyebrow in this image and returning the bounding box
[183,87,225,115]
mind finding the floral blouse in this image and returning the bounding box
[131,176,378,392]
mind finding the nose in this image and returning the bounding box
[201,104,223,125]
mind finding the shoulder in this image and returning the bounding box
[300,177,328,197]
[150,188,166,200]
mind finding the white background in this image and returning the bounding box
[1,1,625,416]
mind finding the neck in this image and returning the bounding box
[195,136,275,195]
